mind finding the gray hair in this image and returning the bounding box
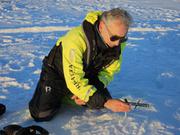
[101,8,133,28]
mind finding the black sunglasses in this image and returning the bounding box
[110,35,128,42]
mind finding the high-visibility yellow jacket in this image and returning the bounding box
[55,11,126,102]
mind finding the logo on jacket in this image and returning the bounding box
[45,86,52,93]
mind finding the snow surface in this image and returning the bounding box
[0,0,180,134]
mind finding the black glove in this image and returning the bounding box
[86,88,112,109]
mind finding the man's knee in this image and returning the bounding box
[28,77,62,122]
[29,104,58,122]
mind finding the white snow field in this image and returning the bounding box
[0,0,180,134]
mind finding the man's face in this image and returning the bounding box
[100,19,128,48]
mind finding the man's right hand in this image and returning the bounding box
[104,99,131,112]
[71,95,86,106]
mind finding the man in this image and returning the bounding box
[29,8,133,122]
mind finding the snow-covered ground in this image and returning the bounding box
[0,0,180,134]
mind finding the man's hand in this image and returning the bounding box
[71,95,86,106]
[104,99,131,112]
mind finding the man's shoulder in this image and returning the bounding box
[65,26,86,45]
[68,26,84,37]
[56,25,87,53]
[56,25,85,44]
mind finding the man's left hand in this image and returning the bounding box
[71,95,86,106]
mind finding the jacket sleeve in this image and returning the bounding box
[98,42,126,87]
[58,27,97,102]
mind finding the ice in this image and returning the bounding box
[0,0,180,134]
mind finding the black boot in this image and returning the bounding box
[0,103,6,116]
